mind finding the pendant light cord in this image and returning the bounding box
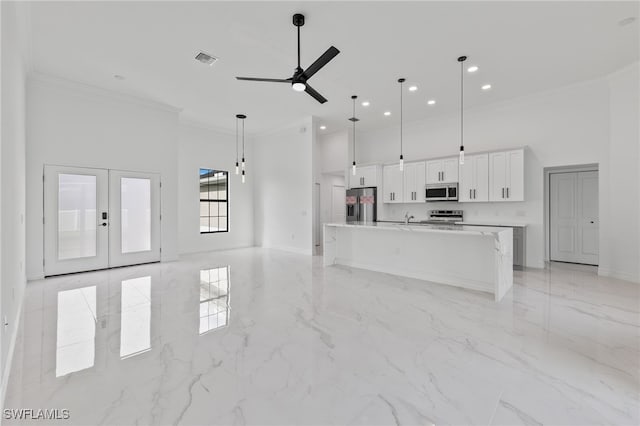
[400,80,403,155]
[353,97,356,162]
[235,117,239,163]
[242,118,245,159]
[460,60,464,150]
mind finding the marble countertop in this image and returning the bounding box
[325,221,511,236]
[455,220,528,227]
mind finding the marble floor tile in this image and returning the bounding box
[4,248,639,425]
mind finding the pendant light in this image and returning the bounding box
[236,114,247,183]
[349,95,360,176]
[234,116,240,175]
[398,78,405,171]
[457,56,466,165]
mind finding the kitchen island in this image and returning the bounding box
[324,222,513,302]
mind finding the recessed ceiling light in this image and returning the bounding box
[114,75,125,80]
[467,66,479,73]
[409,85,418,92]
[427,99,436,105]
[361,101,370,107]
[481,84,492,90]
[619,17,636,26]
[195,51,218,66]
[384,111,391,116]
[320,125,327,130]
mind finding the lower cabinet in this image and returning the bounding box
[512,227,526,269]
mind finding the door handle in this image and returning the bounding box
[590,221,594,224]
[502,188,505,198]
[469,189,472,199]
[506,187,510,198]
[473,189,476,199]
[101,223,108,227]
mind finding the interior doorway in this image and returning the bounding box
[547,167,599,265]
[44,165,161,276]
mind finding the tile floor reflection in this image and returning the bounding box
[5,248,640,425]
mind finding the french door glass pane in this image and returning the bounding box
[121,177,151,253]
[56,286,96,377]
[58,174,97,260]
[120,276,151,358]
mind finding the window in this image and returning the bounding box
[199,168,228,233]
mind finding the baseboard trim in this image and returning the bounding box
[598,267,640,284]
[263,245,312,256]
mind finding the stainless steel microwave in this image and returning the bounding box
[425,183,458,202]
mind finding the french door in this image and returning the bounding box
[44,165,161,276]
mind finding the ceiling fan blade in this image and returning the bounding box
[304,84,327,104]
[301,46,340,80]
[236,77,292,83]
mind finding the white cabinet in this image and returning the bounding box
[459,154,489,202]
[425,157,458,184]
[383,164,403,203]
[403,162,426,203]
[348,165,378,189]
[489,149,524,201]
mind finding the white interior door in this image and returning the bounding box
[550,171,599,265]
[109,170,161,267]
[44,165,109,276]
[332,185,346,222]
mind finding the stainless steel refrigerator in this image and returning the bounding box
[346,187,377,223]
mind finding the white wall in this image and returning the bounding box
[319,129,348,174]
[337,71,638,276]
[0,0,29,403]
[177,123,254,254]
[253,117,314,255]
[26,75,180,280]
[600,62,640,283]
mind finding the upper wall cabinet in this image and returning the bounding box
[403,161,426,203]
[426,157,459,184]
[489,149,524,202]
[348,165,379,189]
[459,153,489,202]
[382,164,403,203]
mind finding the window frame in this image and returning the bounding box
[199,168,229,234]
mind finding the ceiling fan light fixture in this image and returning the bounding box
[292,82,306,92]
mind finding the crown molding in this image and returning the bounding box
[29,71,183,114]
[179,117,237,137]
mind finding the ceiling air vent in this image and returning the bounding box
[195,51,218,66]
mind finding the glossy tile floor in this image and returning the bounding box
[5,248,640,425]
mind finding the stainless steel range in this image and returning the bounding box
[420,210,463,225]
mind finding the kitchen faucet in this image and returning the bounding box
[404,211,414,224]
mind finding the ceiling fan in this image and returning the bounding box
[236,13,340,104]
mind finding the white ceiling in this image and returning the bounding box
[28,1,639,134]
